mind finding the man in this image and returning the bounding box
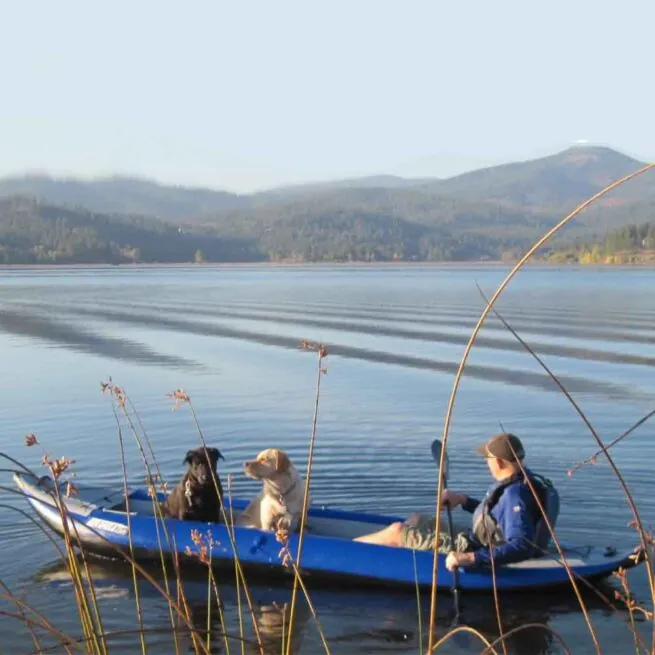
[354,433,553,571]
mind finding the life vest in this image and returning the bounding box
[471,469,560,555]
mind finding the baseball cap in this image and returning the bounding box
[476,432,525,462]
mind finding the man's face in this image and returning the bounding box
[486,456,503,480]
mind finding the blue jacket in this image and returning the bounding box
[462,470,541,567]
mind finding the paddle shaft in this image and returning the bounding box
[441,466,461,620]
[429,439,463,621]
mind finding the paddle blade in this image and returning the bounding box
[430,439,442,462]
[430,439,449,479]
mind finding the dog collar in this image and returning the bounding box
[274,479,298,506]
[280,479,297,498]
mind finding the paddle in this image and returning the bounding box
[430,438,461,622]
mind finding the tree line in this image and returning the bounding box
[547,221,655,264]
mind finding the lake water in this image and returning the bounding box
[1,264,654,654]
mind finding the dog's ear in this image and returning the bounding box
[274,449,290,474]
[183,450,196,466]
[206,447,224,467]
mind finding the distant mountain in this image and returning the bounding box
[427,146,653,210]
[1,145,653,263]
[0,175,248,220]
[2,146,650,219]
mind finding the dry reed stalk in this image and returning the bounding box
[281,604,287,655]
[226,476,246,655]
[208,561,231,655]
[52,485,109,655]
[0,503,67,561]
[0,450,38,476]
[125,394,169,488]
[147,496,181,655]
[476,288,605,644]
[569,407,655,475]
[0,586,75,654]
[0,609,79,655]
[205,548,212,653]
[412,550,423,655]
[479,285,655,650]
[519,534,648,650]
[184,528,231,654]
[105,387,189,653]
[102,381,181,655]
[88,378,195,654]
[111,403,148,655]
[430,624,497,653]
[482,522,506,655]
[181,526,231,655]
[170,391,265,654]
[22,433,107,655]
[10,496,213,655]
[285,340,328,655]
[284,558,331,654]
[69,546,108,655]
[615,568,646,655]
[170,532,205,655]
[46,459,104,655]
[0,578,43,652]
[59,524,106,655]
[28,489,96,654]
[41,624,257,655]
[21,624,261,655]
[24,443,95,650]
[425,162,655,654]
[0,467,36,476]
[1,482,282,655]
[509,441,602,652]
[481,622,574,655]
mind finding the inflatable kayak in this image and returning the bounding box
[14,472,644,592]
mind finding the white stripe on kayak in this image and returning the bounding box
[87,517,129,535]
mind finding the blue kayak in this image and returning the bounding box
[14,472,643,592]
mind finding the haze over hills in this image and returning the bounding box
[253,175,435,201]
[0,175,249,220]
[0,145,653,264]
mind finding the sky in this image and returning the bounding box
[0,1,653,193]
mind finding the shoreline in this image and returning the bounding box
[1,260,655,271]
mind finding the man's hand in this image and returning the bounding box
[440,490,468,509]
[445,551,475,571]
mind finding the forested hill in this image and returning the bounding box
[0,145,653,264]
[548,217,655,264]
[0,197,262,264]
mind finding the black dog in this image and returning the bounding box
[164,447,224,522]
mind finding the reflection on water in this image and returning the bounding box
[0,307,200,369]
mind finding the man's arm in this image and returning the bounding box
[462,496,481,513]
[442,491,480,512]
[472,486,535,566]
